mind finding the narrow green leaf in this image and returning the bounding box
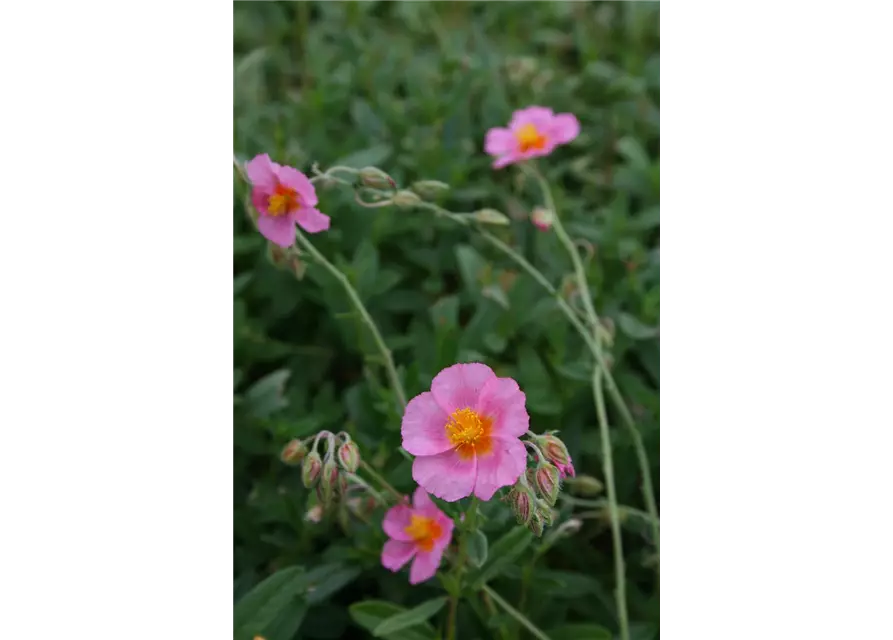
[470,526,533,588]
[332,144,393,169]
[467,530,489,568]
[243,369,290,418]
[617,312,659,340]
[373,596,448,637]
[349,600,436,640]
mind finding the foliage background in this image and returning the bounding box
[234,2,659,638]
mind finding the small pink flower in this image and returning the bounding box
[245,154,330,247]
[401,363,529,502]
[484,106,580,169]
[381,487,454,585]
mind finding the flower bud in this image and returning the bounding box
[320,460,339,506]
[289,255,306,280]
[336,440,360,473]
[266,242,289,268]
[509,486,534,526]
[301,452,323,488]
[359,166,395,190]
[531,206,554,231]
[567,474,603,497]
[393,190,421,208]
[537,434,575,479]
[474,208,510,225]
[534,462,560,506]
[280,439,307,465]
[305,504,323,524]
[535,500,556,527]
[526,467,537,487]
[411,180,450,200]
[528,512,544,537]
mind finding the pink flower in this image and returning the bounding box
[530,206,554,231]
[401,363,529,502]
[484,106,580,169]
[381,487,454,585]
[245,154,330,247]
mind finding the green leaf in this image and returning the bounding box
[373,597,448,637]
[454,244,486,294]
[305,565,361,604]
[470,526,533,588]
[467,530,489,568]
[332,144,393,169]
[349,601,436,640]
[616,136,650,170]
[617,312,659,340]
[233,566,310,640]
[548,623,612,640]
[481,284,510,310]
[243,369,290,418]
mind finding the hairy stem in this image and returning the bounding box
[482,584,552,640]
[593,368,630,640]
[359,460,403,501]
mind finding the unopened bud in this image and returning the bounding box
[289,255,306,280]
[267,243,289,267]
[320,460,339,505]
[535,500,556,527]
[305,504,323,524]
[280,439,307,465]
[302,452,323,488]
[531,206,554,231]
[359,166,395,190]
[526,467,537,487]
[537,434,575,479]
[393,190,421,208]
[528,513,544,537]
[336,440,360,473]
[568,474,603,496]
[411,180,450,200]
[534,463,560,506]
[509,486,534,526]
[474,208,510,225]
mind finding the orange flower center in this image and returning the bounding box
[404,514,443,552]
[445,408,493,460]
[515,124,548,153]
[267,183,299,217]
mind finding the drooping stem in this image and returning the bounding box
[293,229,410,414]
[524,165,660,558]
[482,584,552,640]
[447,496,479,640]
[593,367,630,640]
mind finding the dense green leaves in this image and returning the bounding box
[235,2,659,638]
[373,597,448,637]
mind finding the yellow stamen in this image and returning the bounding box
[404,514,443,552]
[515,123,548,152]
[445,408,493,460]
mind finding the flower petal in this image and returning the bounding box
[382,504,414,541]
[551,113,580,144]
[275,165,318,207]
[473,437,527,501]
[409,547,445,584]
[256,214,296,248]
[245,154,277,189]
[402,392,453,456]
[412,449,477,502]
[492,152,522,170]
[381,539,417,572]
[295,207,330,233]
[509,106,554,130]
[430,363,495,413]
[484,127,516,156]
[475,376,529,438]
[251,186,270,216]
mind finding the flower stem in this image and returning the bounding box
[359,460,402,501]
[481,584,552,640]
[447,496,479,640]
[593,367,630,640]
[524,165,660,561]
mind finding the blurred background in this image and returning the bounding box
[234,2,659,638]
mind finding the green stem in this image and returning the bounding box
[525,165,660,560]
[482,584,552,640]
[593,368,630,640]
[359,460,403,501]
[448,496,479,640]
[344,472,385,504]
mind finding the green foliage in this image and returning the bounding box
[234,1,659,638]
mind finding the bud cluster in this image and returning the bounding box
[281,431,369,521]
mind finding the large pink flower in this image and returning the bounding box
[381,487,454,585]
[245,154,330,247]
[401,363,529,502]
[484,106,580,169]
